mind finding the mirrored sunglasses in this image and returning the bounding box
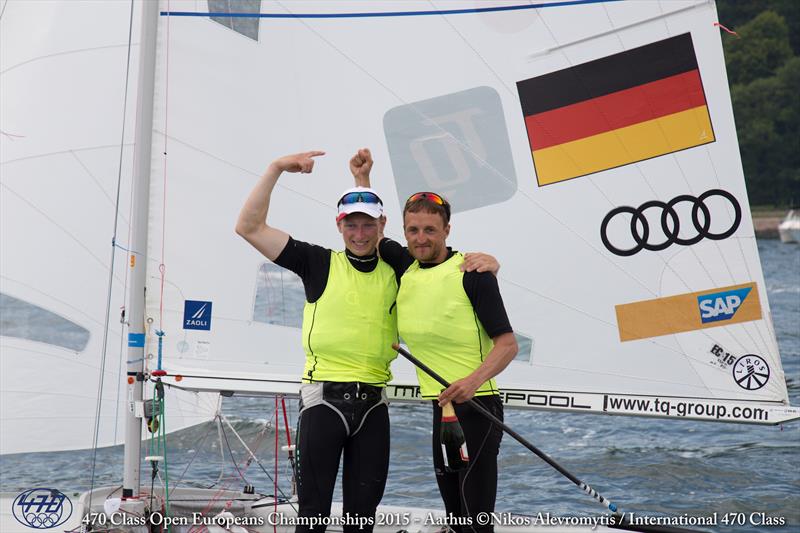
[338,191,383,207]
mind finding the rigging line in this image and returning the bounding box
[0,0,8,21]
[0,43,134,76]
[89,0,137,507]
[0,183,127,285]
[272,1,657,299]
[219,412,299,512]
[212,415,227,488]
[149,270,186,301]
[150,130,331,210]
[426,0,517,98]
[113,241,144,256]
[220,417,249,483]
[69,151,132,228]
[0,143,135,168]
[165,421,215,497]
[142,378,214,413]
[0,130,25,139]
[279,395,297,494]
[184,421,274,533]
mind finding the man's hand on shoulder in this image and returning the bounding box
[462,252,500,275]
[350,147,373,187]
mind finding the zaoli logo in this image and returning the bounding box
[183,300,212,331]
[698,286,752,324]
[12,488,73,529]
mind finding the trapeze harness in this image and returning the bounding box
[298,250,397,433]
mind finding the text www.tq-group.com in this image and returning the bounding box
[606,396,769,422]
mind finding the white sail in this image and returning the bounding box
[0,0,218,455]
[119,0,797,425]
[2,0,797,462]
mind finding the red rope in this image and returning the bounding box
[714,22,740,38]
[274,396,279,533]
[280,396,292,448]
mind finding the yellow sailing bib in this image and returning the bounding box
[301,252,398,384]
[397,253,497,398]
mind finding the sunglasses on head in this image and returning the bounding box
[338,191,383,207]
[405,191,447,206]
[405,191,451,220]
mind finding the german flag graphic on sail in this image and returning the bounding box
[517,33,715,186]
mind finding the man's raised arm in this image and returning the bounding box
[235,150,325,260]
[349,147,373,188]
[350,147,502,275]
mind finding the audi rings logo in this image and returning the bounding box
[12,488,73,529]
[600,189,741,256]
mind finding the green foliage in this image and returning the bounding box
[715,3,799,207]
[717,0,800,54]
[723,11,792,85]
[732,57,800,206]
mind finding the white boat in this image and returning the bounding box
[778,210,800,243]
[1,1,797,532]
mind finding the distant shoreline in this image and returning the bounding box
[752,213,783,239]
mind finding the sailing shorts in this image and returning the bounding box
[299,382,388,436]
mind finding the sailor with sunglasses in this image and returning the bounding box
[352,152,517,533]
[237,150,501,532]
[236,150,397,533]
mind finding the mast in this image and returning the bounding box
[122,0,160,499]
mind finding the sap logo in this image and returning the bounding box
[13,488,73,529]
[697,287,752,324]
[183,300,212,331]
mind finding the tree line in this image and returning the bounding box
[718,0,798,207]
